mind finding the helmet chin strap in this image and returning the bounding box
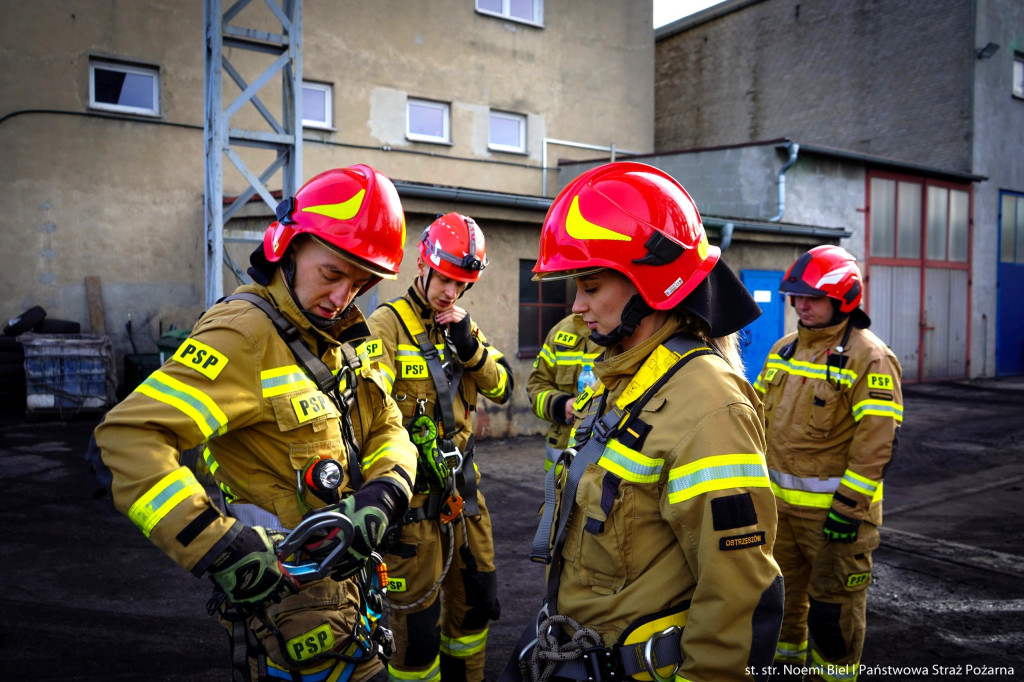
[589,294,653,348]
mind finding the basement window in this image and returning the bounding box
[302,81,333,129]
[89,59,160,116]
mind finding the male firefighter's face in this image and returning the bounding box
[792,295,835,328]
[291,238,373,319]
[416,257,469,314]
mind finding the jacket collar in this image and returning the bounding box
[796,319,849,350]
[596,316,687,396]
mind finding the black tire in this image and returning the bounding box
[35,318,81,334]
[0,351,24,364]
[4,305,46,336]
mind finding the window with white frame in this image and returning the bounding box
[488,110,526,153]
[476,0,543,25]
[302,81,333,129]
[1014,53,1023,99]
[89,59,160,116]
[407,98,450,143]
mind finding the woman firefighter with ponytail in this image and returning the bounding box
[503,162,784,682]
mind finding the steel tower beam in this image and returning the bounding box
[204,0,302,307]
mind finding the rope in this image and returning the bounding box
[387,516,457,612]
[529,614,604,682]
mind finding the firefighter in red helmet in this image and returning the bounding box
[92,165,417,682]
[502,161,783,682]
[755,245,904,682]
[366,213,513,682]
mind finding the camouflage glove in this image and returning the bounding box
[329,480,405,580]
[823,509,861,543]
[209,526,298,609]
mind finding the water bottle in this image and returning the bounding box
[577,364,596,394]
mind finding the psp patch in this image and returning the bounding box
[719,531,766,551]
[172,339,228,380]
[554,330,579,346]
[387,577,407,592]
[846,571,871,588]
[361,338,384,358]
[868,373,894,390]
[286,623,335,662]
[290,392,337,424]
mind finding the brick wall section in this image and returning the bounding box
[656,0,975,172]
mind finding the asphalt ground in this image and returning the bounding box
[1,378,1023,681]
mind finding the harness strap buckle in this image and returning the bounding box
[643,626,681,682]
[583,646,619,682]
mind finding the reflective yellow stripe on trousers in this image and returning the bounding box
[439,627,488,658]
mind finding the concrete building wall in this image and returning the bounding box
[0,0,654,435]
[655,0,975,172]
[971,0,1024,378]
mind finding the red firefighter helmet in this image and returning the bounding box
[263,165,406,291]
[532,162,719,311]
[779,245,863,313]
[418,213,488,284]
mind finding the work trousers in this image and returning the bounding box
[384,488,497,682]
[773,512,880,682]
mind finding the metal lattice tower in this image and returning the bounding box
[204,0,302,307]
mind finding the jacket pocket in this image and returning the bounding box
[563,463,633,594]
[250,577,362,668]
[806,380,840,439]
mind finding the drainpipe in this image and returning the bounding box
[769,141,800,222]
[719,222,735,251]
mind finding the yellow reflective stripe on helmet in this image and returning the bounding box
[598,439,664,483]
[137,370,227,439]
[439,627,488,657]
[811,649,859,682]
[261,365,316,397]
[668,454,769,504]
[775,639,808,662]
[128,467,206,537]
[304,189,365,221]
[841,469,880,497]
[389,655,441,682]
[852,398,903,422]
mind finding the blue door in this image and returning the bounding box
[997,192,1024,376]
[739,269,785,384]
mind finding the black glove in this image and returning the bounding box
[329,480,406,580]
[209,526,298,609]
[449,315,477,361]
[823,509,861,543]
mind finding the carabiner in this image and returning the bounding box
[643,626,681,682]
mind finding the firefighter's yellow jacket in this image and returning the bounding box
[94,271,417,576]
[754,319,903,525]
[554,316,783,681]
[364,287,513,494]
[526,313,601,458]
